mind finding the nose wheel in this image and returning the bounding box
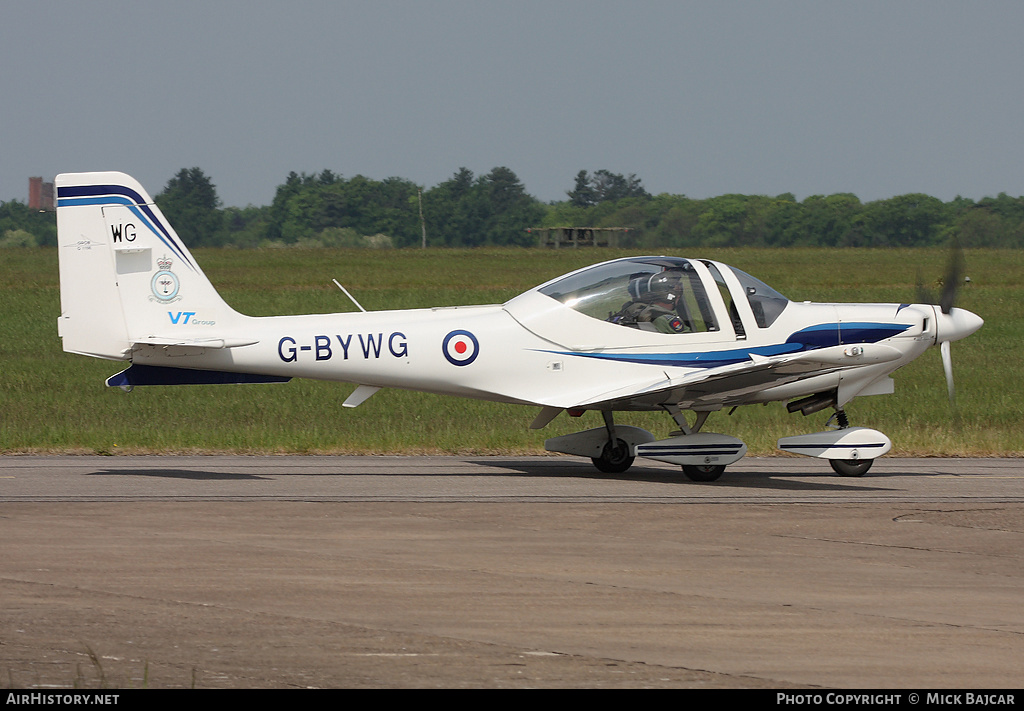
[682,464,725,482]
[829,458,872,477]
[826,409,874,477]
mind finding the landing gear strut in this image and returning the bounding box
[549,408,746,479]
[827,408,873,477]
[666,406,728,482]
[591,411,635,474]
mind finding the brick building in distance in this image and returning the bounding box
[29,177,55,211]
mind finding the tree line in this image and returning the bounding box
[4,167,1024,249]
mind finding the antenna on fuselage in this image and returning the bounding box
[333,279,367,312]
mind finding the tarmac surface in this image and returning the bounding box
[2,455,1022,689]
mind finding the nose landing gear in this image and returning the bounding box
[681,464,726,482]
[829,458,873,477]
[826,409,874,477]
[778,407,891,477]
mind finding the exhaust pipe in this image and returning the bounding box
[787,391,836,416]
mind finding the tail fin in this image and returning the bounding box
[56,172,242,360]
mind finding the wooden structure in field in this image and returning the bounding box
[528,227,630,248]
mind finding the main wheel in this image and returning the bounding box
[830,458,872,477]
[682,464,725,482]
[592,438,634,474]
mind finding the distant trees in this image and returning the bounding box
[266,170,422,246]
[0,200,56,246]
[4,166,1024,249]
[463,166,546,246]
[264,166,545,248]
[155,167,224,246]
[421,167,477,247]
[567,169,649,207]
[547,189,996,250]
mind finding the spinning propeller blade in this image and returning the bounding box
[916,239,965,313]
[940,339,955,407]
[938,241,965,315]
[920,240,980,407]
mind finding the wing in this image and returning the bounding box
[560,343,903,411]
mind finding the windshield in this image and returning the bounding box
[538,257,719,334]
[729,267,789,328]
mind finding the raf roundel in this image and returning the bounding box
[442,329,479,366]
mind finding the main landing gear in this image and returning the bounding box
[656,406,737,482]
[544,408,747,481]
[829,458,873,477]
[681,464,726,482]
[545,405,891,481]
[592,412,635,474]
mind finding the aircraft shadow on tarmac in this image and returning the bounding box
[466,459,897,492]
[86,468,270,481]
[77,459,933,493]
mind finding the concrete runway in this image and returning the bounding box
[2,455,1022,689]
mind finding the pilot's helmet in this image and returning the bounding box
[628,271,682,302]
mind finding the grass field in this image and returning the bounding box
[1,247,1020,456]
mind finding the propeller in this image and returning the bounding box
[940,339,955,406]
[916,240,982,408]
[915,238,965,315]
[938,244,964,315]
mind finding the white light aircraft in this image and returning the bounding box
[56,172,983,480]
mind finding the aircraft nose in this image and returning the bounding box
[934,307,984,344]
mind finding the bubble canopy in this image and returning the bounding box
[536,257,790,331]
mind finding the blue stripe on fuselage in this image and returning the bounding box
[540,322,910,369]
[542,343,802,368]
[838,322,910,343]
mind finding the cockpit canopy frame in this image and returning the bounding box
[537,256,789,336]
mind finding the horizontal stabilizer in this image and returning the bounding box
[132,337,259,349]
[106,364,290,387]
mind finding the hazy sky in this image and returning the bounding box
[4,1,1024,208]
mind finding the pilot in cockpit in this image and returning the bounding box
[609,270,689,333]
